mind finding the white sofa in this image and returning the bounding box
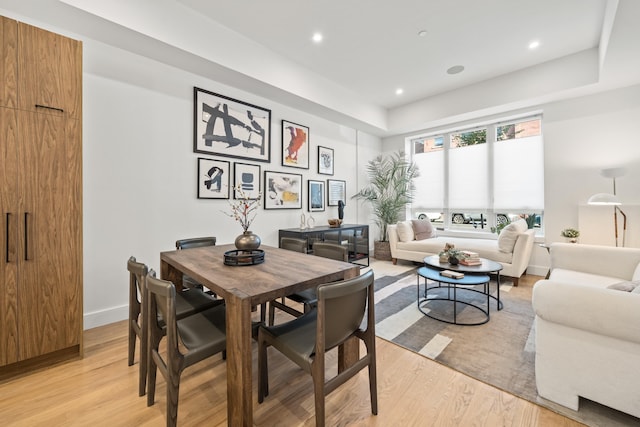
[387,219,536,285]
[532,243,640,418]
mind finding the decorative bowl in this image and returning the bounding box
[328,218,343,228]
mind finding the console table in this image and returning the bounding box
[279,224,369,266]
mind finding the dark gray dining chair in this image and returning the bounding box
[257,269,377,427]
[146,270,227,427]
[268,238,314,324]
[127,256,221,397]
[175,236,217,291]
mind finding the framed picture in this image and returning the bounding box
[281,120,309,169]
[233,163,261,200]
[318,146,334,175]
[308,180,325,212]
[327,179,346,206]
[193,87,271,163]
[264,170,302,209]
[197,158,230,199]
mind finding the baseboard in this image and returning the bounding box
[84,304,128,329]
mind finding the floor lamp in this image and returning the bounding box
[587,168,627,247]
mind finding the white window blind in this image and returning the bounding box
[493,134,544,210]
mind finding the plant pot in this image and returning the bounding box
[448,256,459,265]
[374,241,392,261]
[235,231,261,251]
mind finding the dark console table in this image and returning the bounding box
[278,224,369,267]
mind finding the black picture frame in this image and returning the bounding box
[193,87,271,163]
[318,145,334,175]
[264,170,303,209]
[197,158,230,199]
[233,162,261,200]
[281,120,309,169]
[327,179,346,206]
[308,180,325,212]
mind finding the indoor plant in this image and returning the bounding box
[561,228,580,243]
[352,151,419,260]
[224,185,263,250]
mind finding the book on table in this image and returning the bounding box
[459,259,482,266]
[440,270,464,279]
[461,250,479,259]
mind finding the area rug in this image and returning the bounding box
[373,266,640,427]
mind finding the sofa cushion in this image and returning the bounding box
[412,219,436,240]
[497,219,527,253]
[396,236,514,264]
[550,268,624,289]
[633,262,640,280]
[608,280,640,292]
[396,221,415,242]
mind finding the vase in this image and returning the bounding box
[235,231,261,252]
[448,256,459,265]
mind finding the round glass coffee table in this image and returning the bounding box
[423,255,504,311]
[416,266,491,325]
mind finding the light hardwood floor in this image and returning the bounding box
[0,273,583,426]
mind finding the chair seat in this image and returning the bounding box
[175,288,222,319]
[262,310,317,368]
[178,305,227,364]
[286,289,317,306]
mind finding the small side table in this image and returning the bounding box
[539,243,551,279]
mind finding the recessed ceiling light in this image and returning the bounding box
[395,88,404,95]
[417,30,427,37]
[446,65,465,75]
[529,40,540,49]
[312,33,323,43]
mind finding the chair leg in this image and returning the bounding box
[167,372,181,427]
[128,321,136,366]
[368,359,378,415]
[312,372,325,427]
[268,302,275,326]
[147,334,162,407]
[139,330,148,397]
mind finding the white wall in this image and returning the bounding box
[82,39,381,328]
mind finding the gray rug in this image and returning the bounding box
[374,268,640,427]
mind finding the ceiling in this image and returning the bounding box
[175,0,607,109]
[2,0,638,136]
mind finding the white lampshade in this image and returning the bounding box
[587,193,621,205]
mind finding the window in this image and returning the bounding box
[409,115,544,234]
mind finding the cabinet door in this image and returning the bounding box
[17,111,82,360]
[0,16,17,109]
[0,107,18,366]
[17,23,82,119]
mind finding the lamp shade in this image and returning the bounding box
[587,193,621,205]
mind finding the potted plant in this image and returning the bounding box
[352,151,419,260]
[561,228,580,243]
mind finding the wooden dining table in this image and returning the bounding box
[160,243,361,426]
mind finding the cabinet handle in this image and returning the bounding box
[35,104,64,113]
[24,212,29,261]
[5,213,10,263]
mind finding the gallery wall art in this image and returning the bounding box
[194,87,271,163]
[264,170,302,209]
[281,120,309,169]
[198,158,230,199]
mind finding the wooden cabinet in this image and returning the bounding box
[17,23,82,119]
[0,16,17,109]
[0,16,82,370]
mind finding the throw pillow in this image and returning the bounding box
[607,280,640,292]
[412,219,436,240]
[497,219,527,253]
[396,221,415,242]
